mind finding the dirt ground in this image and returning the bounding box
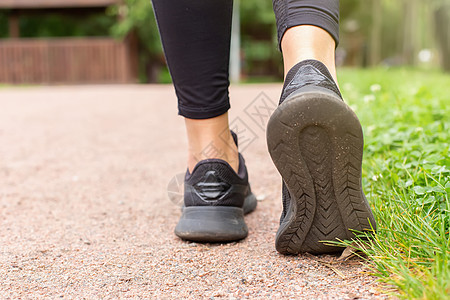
[0,84,387,299]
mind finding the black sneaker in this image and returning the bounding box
[267,60,376,255]
[175,132,257,242]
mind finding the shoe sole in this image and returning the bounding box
[175,193,257,243]
[267,86,376,255]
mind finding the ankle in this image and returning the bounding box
[281,25,338,84]
[187,136,239,173]
[185,114,239,173]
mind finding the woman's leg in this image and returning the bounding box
[273,0,339,80]
[152,0,238,172]
[184,113,237,173]
[281,25,337,82]
[269,0,376,255]
[153,0,257,243]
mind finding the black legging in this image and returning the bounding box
[152,0,339,119]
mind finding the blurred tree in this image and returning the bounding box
[340,0,360,19]
[402,0,419,65]
[340,0,375,66]
[433,0,450,71]
[19,14,114,38]
[0,12,8,38]
[370,0,382,66]
[0,11,114,38]
[241,0,275,39]
[108,0,165,82]
[240,0,282,79]
[3,0,446,80]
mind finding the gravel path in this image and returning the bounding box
[0,85,387,299]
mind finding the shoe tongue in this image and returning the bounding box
[280,59,342,105]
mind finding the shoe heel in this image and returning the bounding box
[175,206,248,242]
[267,89,376,254]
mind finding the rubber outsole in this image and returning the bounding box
[175,193,257,243]
[242,192,257,215]
[175,206,247,242]
[267,87,376,255]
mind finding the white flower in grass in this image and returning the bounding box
[363,94,376,103]
[370,84,381,93]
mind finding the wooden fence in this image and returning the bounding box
[0,38,136,84]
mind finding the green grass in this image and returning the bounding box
[337,68,450,299]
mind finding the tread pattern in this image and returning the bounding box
[333,133,374,233]
[268,92,376,255]
[299,126,347,253]
[269,123,316,253]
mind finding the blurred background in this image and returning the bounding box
[0,0,449,85]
